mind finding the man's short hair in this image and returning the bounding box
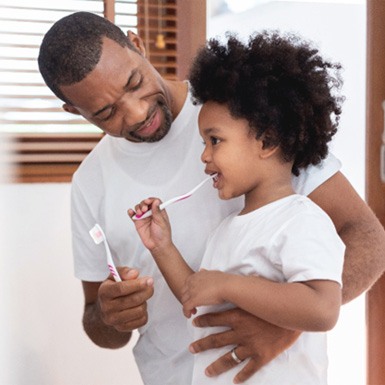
[38,11,135,103]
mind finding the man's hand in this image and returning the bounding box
[190,308,300,384]
[82,267,154,349]
[97,267,154,332]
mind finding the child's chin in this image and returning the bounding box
[218,191,232,200]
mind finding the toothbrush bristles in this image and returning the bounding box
[89,224,104,244]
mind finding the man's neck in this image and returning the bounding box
[165,80,188,120]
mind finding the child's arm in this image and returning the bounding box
[128,198,194,304]
[181,270,341,331]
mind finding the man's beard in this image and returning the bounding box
[125,101,173,143]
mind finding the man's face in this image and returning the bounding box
[60,37,173,142]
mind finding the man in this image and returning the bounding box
[38,12,385,385]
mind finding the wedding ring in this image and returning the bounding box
[230,347,244,364]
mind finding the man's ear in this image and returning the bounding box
[127,30,146,57]
[63,103,81,115]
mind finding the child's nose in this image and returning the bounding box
[201,146,211,164]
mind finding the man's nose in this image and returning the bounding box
[120,96,148,127]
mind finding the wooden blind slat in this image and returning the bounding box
[0,0,183,182]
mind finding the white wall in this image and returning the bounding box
[0,183,143,385]
[209,0,366,195]
[209,2,366,385]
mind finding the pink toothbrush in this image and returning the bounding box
[89,224,122,282]
[132,173,217,221]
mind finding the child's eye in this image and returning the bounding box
[210,137,220,145]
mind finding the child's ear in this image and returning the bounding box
[260,145,280,159]
[257,132,280,159]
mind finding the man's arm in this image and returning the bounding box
[308,171,385,304]
[190,171,385,383]
[82,268,154,349]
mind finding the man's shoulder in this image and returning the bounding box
[72,135,111,184]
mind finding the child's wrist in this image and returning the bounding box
[151,242,175,259]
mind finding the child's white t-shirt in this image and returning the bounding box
[191,194,345,385]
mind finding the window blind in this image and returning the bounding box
[0,0,205,182]
[0,0,139,133]
[136,0,177,80]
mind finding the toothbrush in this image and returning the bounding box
[132,173,217,221]
[89,224,122,282]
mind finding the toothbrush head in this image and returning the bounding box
[89,224,105,245]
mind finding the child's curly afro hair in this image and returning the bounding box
[189,31,344,176]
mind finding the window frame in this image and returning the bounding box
[2,0,206,183]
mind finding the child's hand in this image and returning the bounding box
[181,269,226,318]
[128,198,172,252]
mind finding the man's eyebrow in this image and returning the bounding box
[92,70,139,117]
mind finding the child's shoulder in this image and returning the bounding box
[281,194,335,231]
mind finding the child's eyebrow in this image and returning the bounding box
[202,127,220,135]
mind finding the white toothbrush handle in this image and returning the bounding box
[132,174,216,221]
[104,240,122,282]
[132,196,184,220]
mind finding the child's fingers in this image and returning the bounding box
[183,308,191,318]
[128,198,164,220]
[131,198,156,217]
[183,304,197,318]
[152,199,171,222]
[127,208,136,218]
[151,199,162,216]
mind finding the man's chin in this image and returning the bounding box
[124,125,171,143]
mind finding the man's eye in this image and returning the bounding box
[210,137,220,145]
[130,76,143,91]
[100,108,115,122]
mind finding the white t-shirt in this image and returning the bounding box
[191,194,345,385]
[71,88,342,385]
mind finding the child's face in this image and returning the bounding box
[198,101,266,201]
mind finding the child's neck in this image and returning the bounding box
[240,179,295,215]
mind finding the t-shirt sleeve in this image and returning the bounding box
[71,173,110,282]
[271,208,345,285]
[292,152,342,196]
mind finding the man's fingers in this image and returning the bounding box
[190,330,235,353]
[204,348,240,377]
[204,349,266,384]
[102,273,153,295]
[193,309,238,328]
[111,305,149,332]
[100,294,150,332]
[116,266,139,280]
[232,359,265,384]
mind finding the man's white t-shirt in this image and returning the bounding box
[72,88,342,385]
[191,194,345,385]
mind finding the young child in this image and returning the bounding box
[128,31,345,384]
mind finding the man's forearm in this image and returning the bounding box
[339,212,385,304]
[83,303,132,349]
[308,172,385,305]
